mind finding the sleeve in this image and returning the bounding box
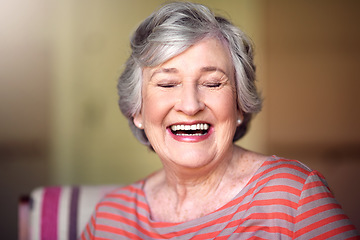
[293,170,359,239]
[79,211,97,240]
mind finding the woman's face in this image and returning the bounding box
[134,38,241,169]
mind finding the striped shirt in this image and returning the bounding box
[80,157,359,239]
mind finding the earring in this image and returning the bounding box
[237,119,242,125]
[138,123,143,129]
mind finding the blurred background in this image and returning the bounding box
[1,0,359,238]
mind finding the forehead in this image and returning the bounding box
[145,38,234,77]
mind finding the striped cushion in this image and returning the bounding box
[28,185,119,240]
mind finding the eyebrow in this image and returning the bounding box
[150,68,178,79]
[200,66,227,75]
[150,66,227,80]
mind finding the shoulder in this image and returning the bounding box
[241,156,335,213]
[259,156,314,178]
[104,180,145,199]
[250,156,329,193]
[90,181,151,229]
[95,180,148,211]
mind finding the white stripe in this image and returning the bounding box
[58,186,71,240]
[30,187,44,240]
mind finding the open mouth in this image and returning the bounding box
[170,123,210,136]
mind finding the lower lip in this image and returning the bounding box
[167,127,213,142]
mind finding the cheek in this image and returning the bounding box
[141,91,171,123]
[209,90,238,119]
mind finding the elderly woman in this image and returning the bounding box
[81,2,358,239]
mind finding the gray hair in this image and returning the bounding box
[118,2,262,147]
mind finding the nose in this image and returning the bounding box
[174,83,205,116]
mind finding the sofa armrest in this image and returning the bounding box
[19,185,120,240]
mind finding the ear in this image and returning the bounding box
[133,112,144,129]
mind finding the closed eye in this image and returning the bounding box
[157,82,179,88]
[204,82,222,88]
[201,73,229,89]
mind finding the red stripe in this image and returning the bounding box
[296,202,341,222]
[190,230,223,239]
[309,224,357,240]
[258,184,301,196]
[85,215,96,239]
[246,212,294,223]
[295,214,351,237]
[190,221,294,239]
[82,224,91,240]
[223,215,294,237]
[99,201,179,228]
[303,180,329,191]
[233,225,294,237]
[122,183,146,196]
[98,212,161,238]
[262,172,306,184]
[41,187,61,240]
[261,159,311,176]
[99,201,148,219]
[103,193,149,211]
[250,198,298,209]
[97,224,143,240]
[91,215,96,226]
[299,191,335,206]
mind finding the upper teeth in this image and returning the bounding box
[171,123,209,131]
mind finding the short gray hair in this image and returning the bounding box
[118,2,262,147]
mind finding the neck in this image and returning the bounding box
[160,145,244,201]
